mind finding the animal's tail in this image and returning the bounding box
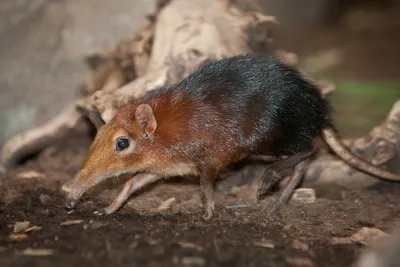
[322,127,400,181]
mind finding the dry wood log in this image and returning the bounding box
[88,0,279,124]
[0,103,87,169]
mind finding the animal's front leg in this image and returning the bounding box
[199,168,217,220]
[95,173,160,215]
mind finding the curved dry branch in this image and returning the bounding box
[1,103,85,169]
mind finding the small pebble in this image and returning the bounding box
[91,221,109,230]
[39,194,51,205]
[253,240,275,248]
[285,257,315,267]
[291,240,309,251]
[60,219,84,226]
[290,188,316,204]
[22,248,54,256]
[181,256,206,266]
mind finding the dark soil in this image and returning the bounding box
[1,135,400,267]
[1,2,400,267]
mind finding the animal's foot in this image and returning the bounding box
[257,169,281,198]
[202,202,215,220]
[267,196,287,216]
[93,210,107,216]
[267,202,281,216]
[93,207,114,216]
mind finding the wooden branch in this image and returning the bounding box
[1,103,86,169]
[87,0,278,123]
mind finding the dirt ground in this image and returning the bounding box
[1,132,400,267]
[1,1,400,267]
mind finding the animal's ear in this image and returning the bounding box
[135,104,157,137]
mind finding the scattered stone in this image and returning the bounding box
[177,241,203,251]
[226,204,253,209]
[350,227,389,246]
[9,233,29,241]
[157,197,176,211]
[181,256,206,266]
[253,240,275,249]
[17,171,44,179]
[290,188,316,204]
[39,194,51,205]
[332,227,389,246]
[291,240,309,251]
[147,239,159,246]
[25,226,42,233]
[331,237,352,245]
[129,241,138,250]
[22,248,54,256]
[60,219,85,226]
[13,221,30,233]
[283,224,292,232]
[91,221,109,230]
[285,257,315,267]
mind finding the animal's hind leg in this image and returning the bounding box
[255,149,315,213]
[268,158,310,215]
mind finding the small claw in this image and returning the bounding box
[93,210,106,216]
[65,200,76,210]
[94,206,116,216]
[202,204,215,220]
[202,212,213,220]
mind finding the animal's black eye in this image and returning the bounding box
[116,137,130,152]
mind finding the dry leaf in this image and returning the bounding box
[25,226,42,233]
[22,248,54,256]
[157,197,176,211]
[9,233,29,241]
[285,257,315,267]
[177,241,204,251]
[60,219,84,226]
[13,221,30,233]
[253,241,275,248]
[291,240,309,251]
[17,171,44,179]
[181,256,206,266]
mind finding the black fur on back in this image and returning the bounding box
[143,53,333,157]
